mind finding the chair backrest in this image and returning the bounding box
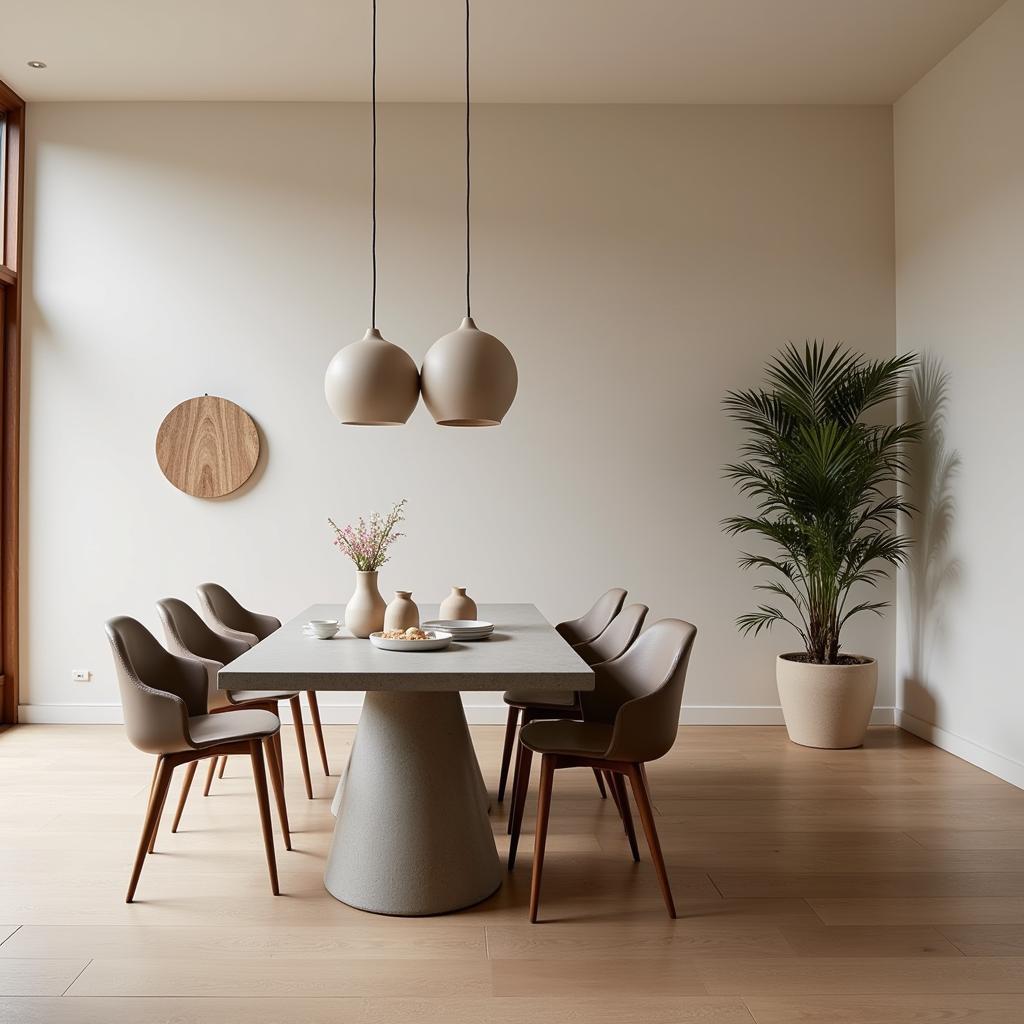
[580,618,697,763]
[196,583,281,642]
[556,587,627,646]
[157,598,250,709]
[577,603,648,666]
[105,616,208,755]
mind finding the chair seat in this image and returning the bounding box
[519,719,613,759]
[503,688,577,709]
[188,709,280,748]
[228,689,299,705]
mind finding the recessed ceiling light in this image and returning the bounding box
[27,60,47,69]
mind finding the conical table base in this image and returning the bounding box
[325,690,501,916]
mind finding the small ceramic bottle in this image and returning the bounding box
[440,586,477,620]
[384,591,420,632]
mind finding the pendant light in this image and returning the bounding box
[325,0,419,426]
[420,0,517,427]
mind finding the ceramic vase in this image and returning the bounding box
[440,586,477,620]
[346,571,386,638]
[384,591,420,632]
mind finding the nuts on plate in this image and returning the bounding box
[379,626,432,641]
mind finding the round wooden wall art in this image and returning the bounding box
[156,395,260,498]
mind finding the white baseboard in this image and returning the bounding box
[896,709,1024,790]
[17,702,896,727]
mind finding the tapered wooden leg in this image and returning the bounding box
[627,763,675,918]
[271,731,285,790]
[507,744,533,871]
[217,756,228,779]
[171,760,198,833]
[127,757,174,902]
[529,753,556,923]
[606,770,623,815]
[263,735,291,851]
[506,736,525,835]
[147,761,174,854]
[203,756,217,797]
[497,706,519,803]
[289,696,314,800]
[249,739,280,896]
[612,772,640,862]
[592,767,608,799]
[306,691,330,776]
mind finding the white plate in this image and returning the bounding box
[423,619,493,632]
[369,630,453,652]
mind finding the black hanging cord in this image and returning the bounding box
[371,0,378,329]
[465,0,471,319]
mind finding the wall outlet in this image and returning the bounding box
[72,669,92,682]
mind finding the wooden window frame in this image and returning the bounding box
[0,79,24,724]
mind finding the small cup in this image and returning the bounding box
[308,619,339,639]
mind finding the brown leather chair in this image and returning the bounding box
[555,587,627,647]
[508,618,697,922]
[498,603,648,807]
[105,616,289,901]
[196,583,330,793]
[157,597,300,829]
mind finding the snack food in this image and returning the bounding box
[379,626,432,641]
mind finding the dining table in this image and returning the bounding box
[219,602,594,916]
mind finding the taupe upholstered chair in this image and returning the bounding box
[157,597,300,831]
[508,618,697,922]
[197,583,330,795]
[498,603,649,807]
[105,616,289,901]
[555,587,627,646]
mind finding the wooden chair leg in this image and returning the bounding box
[592,767,608,799]
[306,691,330,776]
[612,771,640,862]
[217,755,228,779]
[127,756,174,902]
[497,706,519,803]
[263,736,291,851]
[507,744,533,871]
[289,696,314,800]
[171,760,198,833]
[248,739,280,896]
[506,735,525,834]
[203,756,217,796]
[606,770,623,815]
[147,761,174,854]
[626,763,675,918]
[529,753,556,923]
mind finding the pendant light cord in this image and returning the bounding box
[465,0,471,319]
[371,0,378,329]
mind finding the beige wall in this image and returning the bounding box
[895,0,1024,782]
[22,101,897,723]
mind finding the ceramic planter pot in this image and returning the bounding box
[346,571,386,638]
[776,654,878,749]
[384,591,420,632]
[440,587,477,620]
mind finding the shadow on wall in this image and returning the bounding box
[902,354,961,723]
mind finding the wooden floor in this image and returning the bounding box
[2,724,1024,1022]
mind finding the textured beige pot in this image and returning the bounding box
[776,654,878,749]
[440,587,477,620]
[384,591,420,632]
[345,571,387,639]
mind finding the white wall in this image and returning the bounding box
[22,101,898,723]
[895,0,1024,782]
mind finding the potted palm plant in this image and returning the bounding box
[723,343,921,748]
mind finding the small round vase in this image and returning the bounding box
[384,591,420,632]
[440,587,477,620]
[346,571,386,638]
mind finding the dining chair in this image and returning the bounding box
[498,602,648,805]
[105,616,289,901]
[196,582,330,789]
[555,587,627,647]
[157,597,299,828]
[507,617,697,922]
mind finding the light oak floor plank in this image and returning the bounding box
[743,993,1024,1023]
[0,959,90,997]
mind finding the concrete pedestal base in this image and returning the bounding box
[324,691,502,915]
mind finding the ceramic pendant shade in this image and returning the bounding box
[421,318,517,426]
[325,329,419,425]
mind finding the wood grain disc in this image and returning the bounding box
[155,395,260,498]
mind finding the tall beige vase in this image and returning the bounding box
[440,587,477,620]
[346,571,386,638]
[776,655,878,749]
[384,591,420,632]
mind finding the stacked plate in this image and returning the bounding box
[421,619,494,642]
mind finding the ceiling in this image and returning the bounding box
[0,0,1005,105]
